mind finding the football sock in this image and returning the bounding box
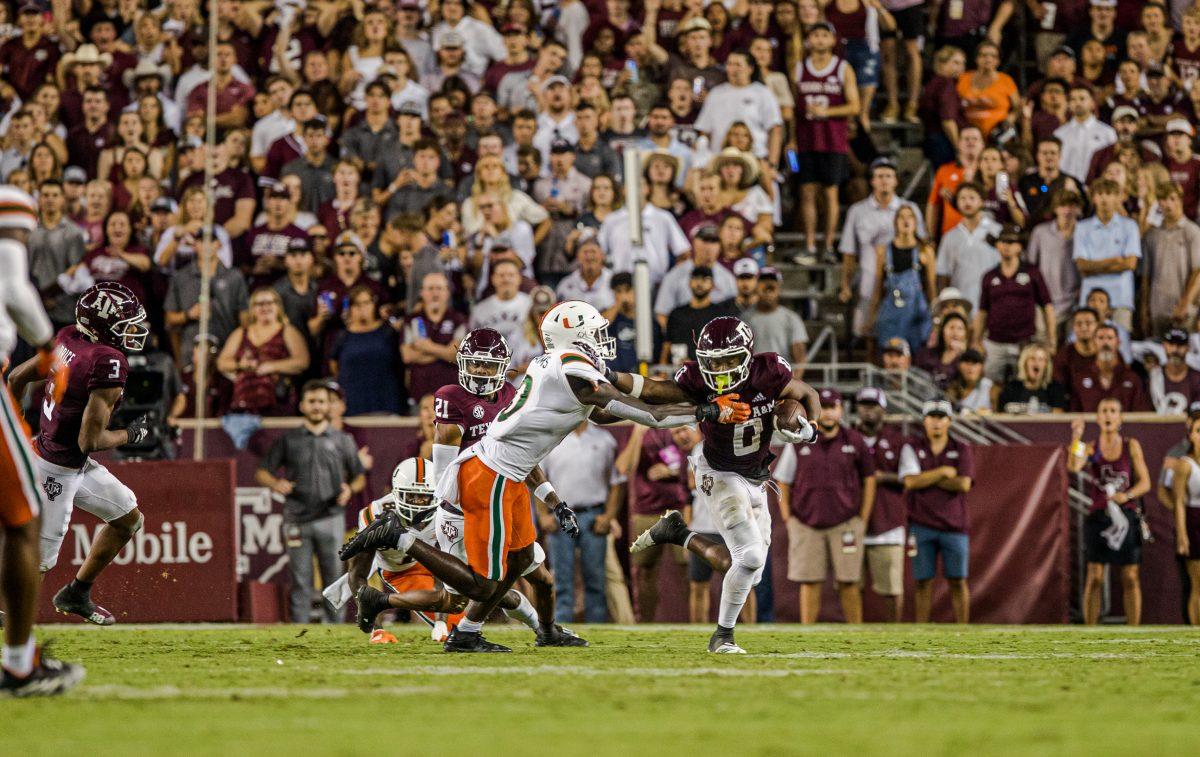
[457,618,484,634]
[2,637,36,678]
[717,560,759,629]
[503,592,539,631]
[69,579,93,595]
[714,624,734,638]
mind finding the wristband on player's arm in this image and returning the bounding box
[534,481,556,503]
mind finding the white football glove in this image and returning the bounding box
[431,620,449,642]
[776,420,818,445]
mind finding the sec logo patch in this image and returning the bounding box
[472,405,485,419]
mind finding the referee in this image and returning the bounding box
[256,380,366,623]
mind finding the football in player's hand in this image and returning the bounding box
[773,398,805,432]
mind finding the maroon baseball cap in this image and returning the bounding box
[819,388,842,406]
[501,23,527,35]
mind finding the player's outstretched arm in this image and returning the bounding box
[606,372,692,404]
[568,375,749,428]
[79,387,138,453]
[5,353,42,403]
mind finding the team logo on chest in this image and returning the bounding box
[472,405,485,419]
[43,476,62,501]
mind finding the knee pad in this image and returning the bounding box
[729,540,766,573]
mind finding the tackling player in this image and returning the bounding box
[7,282,152,626]
[342,301,750,652]
[625,316,821,653]
[348,458,549,643]
[0,186,84,696]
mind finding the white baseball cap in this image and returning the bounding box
[1166,118,1196,137]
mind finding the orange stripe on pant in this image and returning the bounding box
[458,455,536,582]
[380,566,464,629]
[0,386,38,528]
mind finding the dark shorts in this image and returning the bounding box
[911,522,969,581]
[843,39,879,88]
[1084,508,1142,565]
[884,4,927,40]
[1186,509,1200,560]
[689,532,725,582]
[797,152,849,186]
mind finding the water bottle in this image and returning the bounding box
[414,316,427,339]
[693,135,712,167]
[787,148,800,174]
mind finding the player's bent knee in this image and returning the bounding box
[111,509,144,537]
[731,542,766,573]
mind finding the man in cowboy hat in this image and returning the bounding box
[0,3,60,100]
[122,58,179,132]
[57,43,111,125]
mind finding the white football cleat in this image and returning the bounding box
[431,620,449,643]
[709,641,747,654]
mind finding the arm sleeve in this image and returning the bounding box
[898,444,921,478]
[838,205,858,255]
[1123,218,1141,257]
[936,237,952,277]
[87,352,129,390]
[0,241,53,347]
[342,433,365,477]
[260,435,286,474]
[956,443,976,480]
[772,443,797,484]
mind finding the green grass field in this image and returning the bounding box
[3,624,1200,756]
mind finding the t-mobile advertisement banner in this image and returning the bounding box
[38,461,238,623]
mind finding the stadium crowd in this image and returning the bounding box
[6,0,1200,627]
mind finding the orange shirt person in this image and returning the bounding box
[956,41,1019,139]
[925,125,985,238]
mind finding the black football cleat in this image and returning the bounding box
[630,509,690,554]
[339,510,406,561]
[52,584,115,626]
[356,585,391,634]
[535,624,589,647]
[1,648,85,697]
[707,626,746,654]
[442,627,511,653]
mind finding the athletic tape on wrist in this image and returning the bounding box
[534,481,556,502]
[629,373,645,399]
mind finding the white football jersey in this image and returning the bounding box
[474,348,608,481]
[356,494,438,574]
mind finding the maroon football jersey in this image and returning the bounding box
[1175,39,1200,89]
[433,382,517,450]
[37,326,129,468]
[674,352,793,480]
[794,56,850,155]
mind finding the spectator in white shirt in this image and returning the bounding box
[694,50,784,160]
[556,235,615,311]
[935,182,1001,313]
[598,189,691,285]
[431,0,506,77]
[469,258,532,349]
[653,224,738,328]
[1053,86,1116,184]
[250,76,295,174]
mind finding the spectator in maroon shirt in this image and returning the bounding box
[1054,306,1099,385]
[919,45,968,168]
[66,87,116,180]
[85,17,136,110]
[400,271,467,404]
[187,42,256,129]
[1086,106,1159,183]
[78,209,151,302]
[311,232,390,360]
[774,388,876,624]
[1069,322,1150,412]
[617,424,690,623]
[0,5,61,101]
[1164,119,1200,222]
[1025,78,1068,146]
[853,387,908,622]
[901,400,975,624]
[176,143,257,239]
[243,183,310,290]
[317,160,363,239]
[972,224,1056,384]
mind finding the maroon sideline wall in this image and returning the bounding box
[173,427,1079,624]
[38,460,237,623]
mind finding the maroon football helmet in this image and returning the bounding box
[457,328,511,395]
[695,316,754,392]
[75,282,149,352]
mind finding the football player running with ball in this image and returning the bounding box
[7,282,153,626]
[626,316,821,653]
[341,301,750,652]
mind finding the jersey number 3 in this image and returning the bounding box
[732,418,763,457]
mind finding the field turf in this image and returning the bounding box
[3,624,1200,756]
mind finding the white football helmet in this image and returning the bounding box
[390,457,435,527]
[540,300,616,360]
[0,186,38,231]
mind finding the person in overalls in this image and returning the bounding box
[867,205,936,354]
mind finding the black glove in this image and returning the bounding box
[126,415,151,445]
[553,502,580,539]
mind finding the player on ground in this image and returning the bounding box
[0,186,85,696]
[7,282,152,626]
[626,316,820,653]
[348,458,549,643]
[342,301,750,652]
